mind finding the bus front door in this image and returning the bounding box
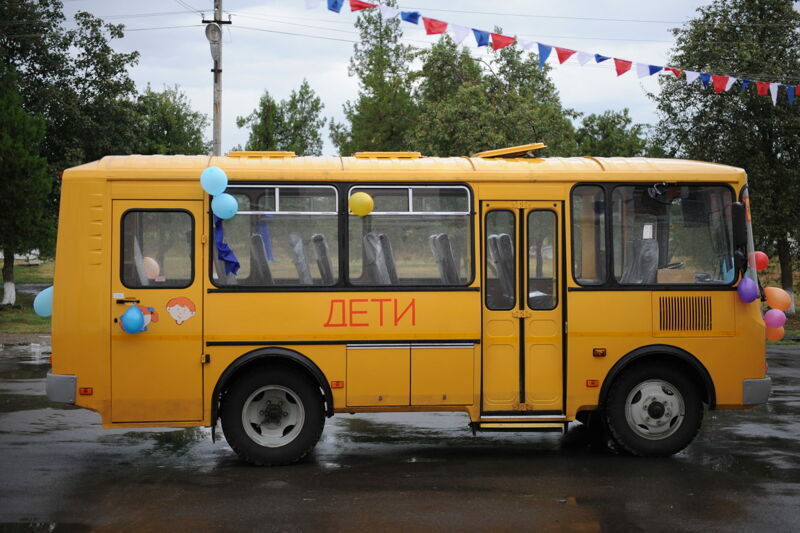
[110,201,204,423]
[481,201,564,415]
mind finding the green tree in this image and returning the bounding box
[576,109,647,157]
[0,66,52,305]
[329,0,417,154]
[650,0,800,310]
[136,85,210,155]
[237,80,326,155]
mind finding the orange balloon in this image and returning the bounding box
[766,326,785,342]
[764,286,791,311]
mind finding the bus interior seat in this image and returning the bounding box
[250,233,274,285]
[378,234,399,284]
[619,239,659,284]
[290,233,314,285]
[312,234,335,285]
[363,232,391,284]
[132,236,149,286]
[429,233,460,284]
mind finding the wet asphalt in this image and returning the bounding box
[0,341,798,533]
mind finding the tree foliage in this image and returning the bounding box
[576,109,647,157]
[136,85,210,155]
[650,0,800,299]
[237,80,326,155]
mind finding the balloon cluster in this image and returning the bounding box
[201,166,238,219]
[738,251,791,341]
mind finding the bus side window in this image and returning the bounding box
[571,186,607,285]
[121,210,194,289]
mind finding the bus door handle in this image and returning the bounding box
[116,298,140,305]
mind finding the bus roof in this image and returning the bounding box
[64,153,745,184]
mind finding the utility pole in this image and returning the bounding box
[203,1,230,156]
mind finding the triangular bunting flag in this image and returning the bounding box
[756,81,770,95]
[712,75,729,93]
[537,43,552,69]
[328,0,344,13]
[787,85,795,105]
[699,73,712,89]
[306,0,322,9]
[796,86,800,96]
[769,82,779,105]
[577,51,592,66]
[400,11,420,24]
[664,67,682,78]
[636,63,651,78]
[648,65,663,76]
[349,0,376,11]
[555,47,576,64]
[422,17,447,35]
[740,79,751,91]
[491,33,516,50]
[449,24,469,44]
[614,58,632,76]
[594,54,610,63]
[518,39,536,51]
[725,77,737,91]
[685,71,700,84]
[378,5,399,18]
[473,29,490,47]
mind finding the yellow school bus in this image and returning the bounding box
[46,144,770,465]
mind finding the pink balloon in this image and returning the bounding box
[764,309,786,329]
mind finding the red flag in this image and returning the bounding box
[554,47,576,64]
[756,81,770,95]
[491,33,516,50]
[349,0,376,10]
[422,17,447,35]
[614,58,632,76]
[664,67,682,78]
[795,86,799,96]
[712,75,729,94]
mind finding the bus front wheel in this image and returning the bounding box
[604,364,703,457]
[221,368,325,466]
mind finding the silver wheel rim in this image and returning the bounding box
[242,385,305,448]
[624,379,685,440]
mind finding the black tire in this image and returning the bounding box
[604,363,703,457]
[220,368,325,466]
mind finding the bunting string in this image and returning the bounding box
[304,0,798,106]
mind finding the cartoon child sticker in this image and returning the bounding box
[166,297,196,325]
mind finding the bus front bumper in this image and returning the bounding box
[46,372,76,404]
[743,376,771,406]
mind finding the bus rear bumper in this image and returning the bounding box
[742,376,771,406]
[46,372,76,404]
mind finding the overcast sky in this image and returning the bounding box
[61,0,717,155]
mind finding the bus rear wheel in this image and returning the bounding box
[604,363,703,457]
[221,368,324,466]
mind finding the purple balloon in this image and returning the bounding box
[764,308,786,329]
[737,277,759,303]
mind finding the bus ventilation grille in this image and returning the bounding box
[658,296,712,331]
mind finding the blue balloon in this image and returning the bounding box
[33,285,53,318]
[120,305,145,334]
[200,166,228,196]
[212,193,238,220]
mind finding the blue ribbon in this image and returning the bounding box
[258,216,275,262]
[214,215,240,276]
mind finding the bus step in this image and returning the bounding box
[470,421,566,434]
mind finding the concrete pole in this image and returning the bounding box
[212,0,222,156]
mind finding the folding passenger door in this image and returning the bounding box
[481,201,564,415]
[110,201,204,423]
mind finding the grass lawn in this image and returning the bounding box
[13,260,54,284]
[0,260,53,334]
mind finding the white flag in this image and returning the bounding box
[379,5,400,18]
[725,77,737,91]
[636,63,651,78]
[449,24,470,44]
[685,70,700,84]
[770,82,779,105]
[577,51,593,66]
[305,0,321,9]
[518,39,536,51]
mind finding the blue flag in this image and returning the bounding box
[537,43,552,69]
[472,29,490,47]
[740,79,751,91]
[648,65,663,76]
[594,54,610,63]
[327,0,344,13]
[700,73,712,89]
[788,86,795,105]
[401,11,420,24]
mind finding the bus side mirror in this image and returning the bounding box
[731,202,747,249]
